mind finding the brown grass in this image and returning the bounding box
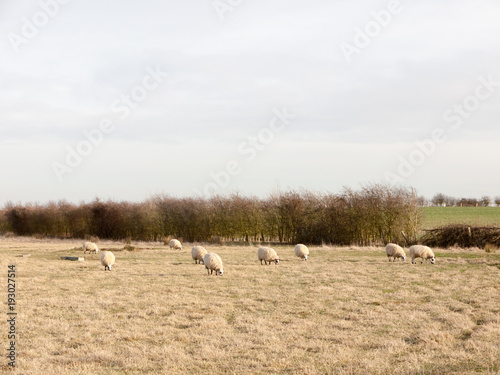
[1,237,499,374]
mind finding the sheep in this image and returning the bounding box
[169,239,182,250]
[385,243,406,262]
[82,241,99,254]
[191,246,207,264]
[409,245,435,264]
[100,251,115,271]
[258,246,280,265]
[294,244,309,260]
[203,252,223,276]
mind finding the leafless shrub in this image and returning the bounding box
[422,225,500,249]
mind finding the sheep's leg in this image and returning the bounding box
[260,260,263,265]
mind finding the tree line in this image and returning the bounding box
[429,194,500,207]
[0,185,421,246]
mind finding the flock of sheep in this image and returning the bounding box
[82,239,435,274]
[183,240,309,276]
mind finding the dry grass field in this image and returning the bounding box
[1,237,499,374]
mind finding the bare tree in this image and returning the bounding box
[443,195,457,207]
[480,196,491,207]
[431,193,446,206]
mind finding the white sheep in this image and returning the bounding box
[258,246,280,265]
[203,252,223,276]
[385,243,406,262]
[294,244,309,260]
[191,246,207,264]
[409,245,435,264]
[169,239,182,250]
[82,241,99,254]
[100,251,115,271]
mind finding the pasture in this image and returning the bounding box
[1,237,499,374]
[421,207,500,229]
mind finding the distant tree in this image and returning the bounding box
[458,198,479,207]
[443,195,457,207]
[481,196,491,207]
[495,196,500,207]
[416,195,427,207]
[431,193,446,206]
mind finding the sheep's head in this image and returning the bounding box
[218,269,224,276]
[274,257,280,265]
[401,256,406,261]
[304,255,308,260]
[430,257,435,264]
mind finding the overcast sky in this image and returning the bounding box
[1,0,499,205]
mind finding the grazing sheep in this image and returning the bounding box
[100,251,115,271]
[258,246,280,265]
[203,252,223,276]
[169,239,182,250]
[191,246,208,264]
[409,245,435,264]
[294,244,309,260]
[82,241,99,254]
[385,243,406,262]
